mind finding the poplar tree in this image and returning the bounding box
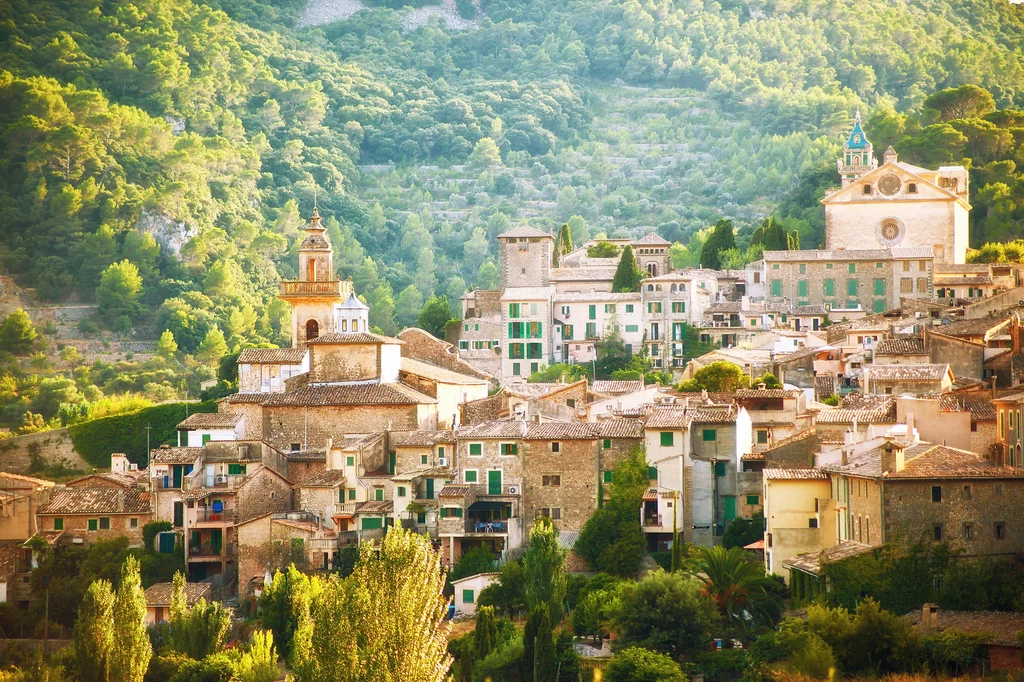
[110,556,152,682]
[73,579,115,682]
[474,605,498,660]
[522,517,568,624]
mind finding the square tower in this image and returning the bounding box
[498,226,554,288]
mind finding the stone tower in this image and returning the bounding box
[497,225,554,289]
[837,109,877,188]
[278,207,352,347]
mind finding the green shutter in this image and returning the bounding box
[488,470,502,495]
[724,496,736,521]
[349,489,356,500]
[463,589,475,604]
[346,456,354,466]
[847,279,858,296]
[715,461,726,476]
[469,443,482,456]
[397,486,406,497]
[589,305,596,320]
[746,495,760,506]
[798,280,808,297]
[361,517,383,530]
[660,431,674,447]
[874,278,885,296]
[375,488,384,501]
[465,470,477,483]
[703,429,717,442]
[771,280,782,296]
[824,279,834,296]
[426,478,435,499]
[874,299,885,313]
[88,519,98,531]
[602,439,611,449]
[54,518,63,530]
[848,263,856,273]
[647,466,658,480]
[603,471,613,483]
[421,454,428,464]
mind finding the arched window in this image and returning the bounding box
[670,284,677,293]
[647,284,654,292]
[305,319,319,341]
[352,319,359,332]
[308,258,317,281]
[341,319,348,332]
[647,262,659,277]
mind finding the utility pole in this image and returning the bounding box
[144,423,153,468]
[43,586,49,657]
[533,635,538,682]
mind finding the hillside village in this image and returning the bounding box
[2,112,1024,673]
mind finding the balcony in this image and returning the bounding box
[643,514,664,530]
[190,507,236,526]
[279,280,350,297]
[465,519,510,535]
[189,542,236,561]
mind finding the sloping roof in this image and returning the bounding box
[689,407,739,424]
[815,398,898,424]
[400,357,488,385]
[177,412,242,430]
[763,247,930,262]
[934,275,993,286]
[356,500,393,514]
[39,487,150,515]
[866,364,950,382]
[904,609,1024,647]
[67,471,144,488]
[829,441,1024,479]
[300,469,347,488]
[735,389,798,399]
[592,380,645,395]
[388,430,456,447]
[264,383,435,406]
[763,428,817,452]
[0,472,56,487]
[524,422,603,440]
[150,446,204,465]
[306,332,401,345]
[458,420,528,439]
[930,316,1010,338]
[553,292,641,303]
[940,396,996,421]
[595,420,644,438]
[439,485,471,498]
[144,581,211,607]
[219,392,272,405]
[0,540,23,580]
[644,407,688,429]
[634,233,671,245]
[764,468,830,481]
[338,292,369,310]
[285,449,326,462]
[934,264,990,274]
[874,338,926,356]
[497,226,553,239]
[237,348,307,364]
[783,541,875,575]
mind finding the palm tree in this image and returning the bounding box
[692,546,784,629]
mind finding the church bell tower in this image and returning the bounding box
[278,207,351,347]
[838,109,878,188]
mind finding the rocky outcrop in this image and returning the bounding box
[136,211,197,259]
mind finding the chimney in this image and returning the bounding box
[757,382,767,390]
[880,438,905,474]
[906,412,914,442]
[117,490,125,512]
[921,603,939,632]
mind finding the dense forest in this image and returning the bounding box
[0,0,1023,429]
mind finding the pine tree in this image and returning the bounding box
[110,556,152,682]
[0,309,37,355]
[552,222,574,266]
[156,329,178,358]
[611,245,642,292]
[474,605,497,660]
[73,579,115,682]
[197,327,229,365]
[97,259,143,327]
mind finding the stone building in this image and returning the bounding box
[0,472,54,541]
[36,485,151,547]
[237,348,308,393]
[862,363,954,396]
[824,114,970,264]
[763,248,935,315]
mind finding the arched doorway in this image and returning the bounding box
[305,319,319,341]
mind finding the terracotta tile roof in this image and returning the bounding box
[0,540,23,580]
[866,364,950,382]
[458,420,528,439]
[220,392,272,404]
[237,348,307,364]
[763,428,816,452]
[497,226,552,239]
[642,488,658,501]
[591,380,645,395]
[634,233,671,245]
[439,485,471,498]
[150,446,204,465]
[391,466,452,481]
[874,338,926,356]
[264,383,435,406]
[889,444,1024,479]
[689,406,739,424]
[735,389,798,399]
[934,264,990,274]
[144,581,211,607]
[904,609,1024,647]
[177,412,242,429]
[644,407,688,429]
[930,316,1011,338]
[791,305,830,316]
[67,471,145,488]
[815,376,837,400]
[1012,353,1024,379]
[504,381,585,399]
[764,248,932,262]
[400,357,488,385]
[306,332,401,345]
[783,541,875,575]
[741,452,765,461]
[940,396,996,421]
[285,449,326,462]
[356,500,393,514]
[25,530,63,546]
[39,487,151,515]
[816,400,898,424]
[0,472,56,487]
[388,430,456,447]
[595,419,644,438]
[764,468,829,481]
[817,429,847,445]
[300,469,347,488]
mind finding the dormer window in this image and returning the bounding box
[908,183,917,194]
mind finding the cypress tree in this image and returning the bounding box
[611,245,642,292]
[699,219,736,270]
[473,605,497,660]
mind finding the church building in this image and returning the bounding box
[823,111,971,264]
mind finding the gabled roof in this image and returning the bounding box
[829,441,1024,480]
[144,581,211,607]
[816,397,897,424]
[39,487,151,515]
[497,226,552,240]
[940,396,996,421]
[784,541,874,575]
[634,233,670,245]
[930,316,1011,339]
[874,338,926,356]
[764,468,829,481]
[866,363,951,382]
[388,430,456,447]
[592,380,644,395]
[177,412,242,430]
[299,469,347,488]
[150,446,204,465]
[238,347,307,364]
[735,389,798,400]
[264,383,435,406]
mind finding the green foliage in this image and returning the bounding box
[110,556,153,682]
[575,446,648,576]
[611,245,642,293]
[474,606,498,661]
[611,570,720,660]
[418,295,456,338]
[923,629,988,676]
[142,522,173,552]
[450,546,497,583]
[472,635,522,682]
[678,361,748,393]
[522,606,555,682]
[821,394,840,406]
[526,362,589,384]
[693,546,784,632]
[0,310,37,356]
[925,84,997,122]
[586,242,620,258]
[168,572,232,660]
[522,517,568,624]
[68,400,217,468]
[257,563,314,662]
[604,647,686,682]
[98,260,144,330]
[700,220,736,270]
[478,560,526,620]
[72,579,115,682]
[789,633,835,678]
[722,512,765,550]
[752,373,782,389]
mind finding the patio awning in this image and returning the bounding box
[468,501,508,511]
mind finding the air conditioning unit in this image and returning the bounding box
[507,486,519,495]
[128,463,138,471]
[215,474,228,485]
[438,457,450,467]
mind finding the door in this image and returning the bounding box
[172,465,182,488]
[389,452,396,475]
[159,532,176,554]
[488,470,502,495]
[205,465,215,487]
[723,496,737,522]
[426,478,434,500]
[173,502,184,527]
[210,529,223,554]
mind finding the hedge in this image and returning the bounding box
[68,400,217,468]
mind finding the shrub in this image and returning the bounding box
[789,634,835,678]
[472,636,522,682]
[604,646,686,682]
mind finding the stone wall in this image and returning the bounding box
[310,343,378,382]
[884,478,1024,555]
[397,328,494,381]
[261,404,423,451]
[926,332,985,380]
[285,460,325,487]
[521,438,598,531]
[40,511,149,546]
[844,476,883,545]
[764,433,818,469]
[236,468,292,524]
[0,429,90,474]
